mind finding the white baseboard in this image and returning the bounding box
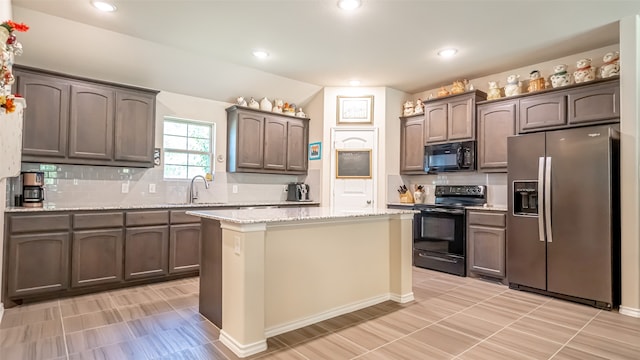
[619,305,640,318]
[219,330,267,358]
[264,293,391,338]
[390,292,415,303]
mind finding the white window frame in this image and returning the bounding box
[162,116,215,180]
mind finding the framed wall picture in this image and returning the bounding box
[336,149,372,178]
[336,95,374,124]
[309,142,322,160]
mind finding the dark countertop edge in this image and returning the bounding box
[3,201,321,213]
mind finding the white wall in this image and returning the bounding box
[619,15,640,316]
[0,0,13,321]
[320,87,391,208]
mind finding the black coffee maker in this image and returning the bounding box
[287,183,310,202]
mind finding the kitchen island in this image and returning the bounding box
[187,207,416,358]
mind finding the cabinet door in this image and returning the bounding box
[16,71,70,158]
[72,229,123,287]
[448,97,474,141]
[424,103,448,144]
[169,224,200,274]
[69,84,115,160]
[568,80,620,125]
[478,102,517,172]
[468,225,506,278]
[519,93,567,132]
[263,116,288,171]
[286,118,308,172]
[124,226,169,280]
[236,112,264,169]
[8,232,70,298]
[114,90,155,164]
[400,116,426,173]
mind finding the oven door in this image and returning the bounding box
[413,207,466,276]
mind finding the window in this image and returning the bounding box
[163,117,214,179]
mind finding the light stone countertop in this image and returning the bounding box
[187,206,417,224]
[4,200,320,213]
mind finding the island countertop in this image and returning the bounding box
[187,206,416,224]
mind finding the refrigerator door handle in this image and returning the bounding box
[545,156,553,243]
[538,157,545,242]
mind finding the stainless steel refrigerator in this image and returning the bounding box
[507,124,620,309]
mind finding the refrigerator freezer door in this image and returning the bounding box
[545,126,613,304]
[507,132,547,291]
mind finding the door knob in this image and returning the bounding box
[366,200,372,204]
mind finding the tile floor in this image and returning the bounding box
[1,267,639,359]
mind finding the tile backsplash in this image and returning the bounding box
[389,172,508,207]
[6,163,318,207]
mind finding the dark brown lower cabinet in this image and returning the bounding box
[124,226,169,280]
[72,229,123,287]
[8,232,70,297]
[467,211,507,281]
[169,224,200,274]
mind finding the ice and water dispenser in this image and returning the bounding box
[513,181,538,216]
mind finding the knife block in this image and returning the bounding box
[399,192,414,203]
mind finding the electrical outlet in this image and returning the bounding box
[148,184,156,193]
[284,185,288,192]
[121,183,129,193]
[232,185,238,193]
[73,179,78,185]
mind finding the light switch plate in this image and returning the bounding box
[121,183,129,193]
[232,185,238,193]
[234,236,241,255]
[149,184,156,193]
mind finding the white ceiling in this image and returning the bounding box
[11,0,640,105]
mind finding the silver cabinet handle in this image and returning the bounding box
[538,157,545,242]
[545,157,553,243]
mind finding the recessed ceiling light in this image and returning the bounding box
[91,1,117,12]
[337,0,361,11]
[438,48,458,58]
[349,80,361,86]
[252,50,269,59]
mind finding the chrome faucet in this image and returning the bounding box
[188,175,210,204]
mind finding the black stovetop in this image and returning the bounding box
[415,185,487,209]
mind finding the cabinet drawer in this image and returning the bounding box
[170,210,203,224]
[126,211,169,226]
[74,212,124,229]
[10,214,71,233]
[468,211,506,227]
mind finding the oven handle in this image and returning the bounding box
[421,208,464,215]
[417,253,459,264]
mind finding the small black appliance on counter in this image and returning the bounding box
[287,182,310,202]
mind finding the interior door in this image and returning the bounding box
[506,132,547,291]
[331,128,377,209]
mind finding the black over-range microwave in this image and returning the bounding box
[424,140,476,173]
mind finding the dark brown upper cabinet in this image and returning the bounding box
[423,90,487,145]
[567,80,620,125]
[226,106,309,174]
[14,66,158,168]
[508,77,619,134]
[477,100,517,172]
[400,114,426,174]
[519,92,567,133]
[69,84,115,160]
[16,71,70,159]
